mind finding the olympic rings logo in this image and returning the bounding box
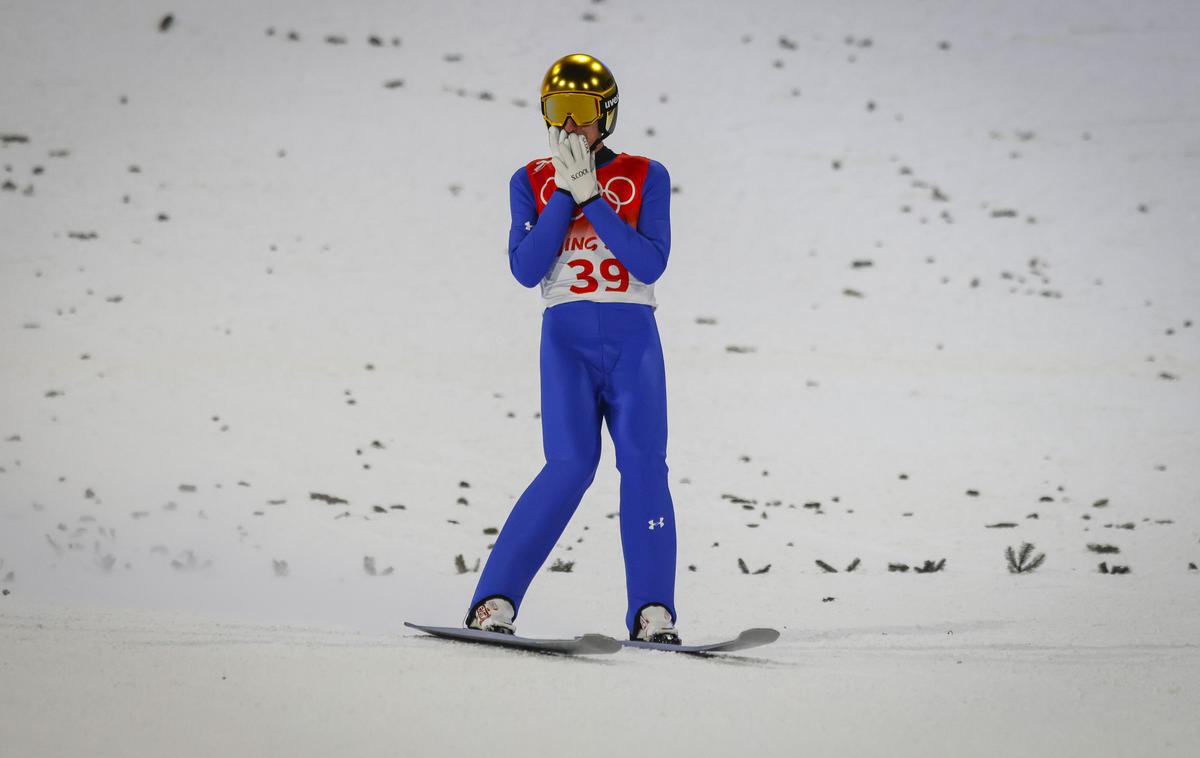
[539,175,638,220]
[599,176,636,210]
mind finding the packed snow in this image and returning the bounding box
[1,1,1198,756]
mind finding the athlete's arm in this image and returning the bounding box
[508,168,574,288]
[579,159,671,284]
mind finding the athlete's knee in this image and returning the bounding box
[615,452,668,480]
[542,455,600,489]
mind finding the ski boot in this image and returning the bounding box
[467,597,516,635]
[632,604,681,645]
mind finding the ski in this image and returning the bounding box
[621,627,780,654]
[404,622,622,656]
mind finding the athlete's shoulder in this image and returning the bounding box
[511,158,554,191]
[612,151,651,164]
[520,156,556,175]
[619,155,668,191]
[611,150,661,163]
[613,153,667,176]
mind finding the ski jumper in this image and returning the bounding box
[469,147,676,634]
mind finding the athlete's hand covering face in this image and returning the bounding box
[547,125,568,163]
[550,131,599,205]
[547,125,570,195]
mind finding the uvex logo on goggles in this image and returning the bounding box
[542,92,604,126]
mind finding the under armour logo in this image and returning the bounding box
[648,517,665,530]
[524,220,533,231]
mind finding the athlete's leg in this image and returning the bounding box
[599,304,677,634]
[468,303,603,622]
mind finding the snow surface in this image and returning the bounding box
[2,0,1199,755]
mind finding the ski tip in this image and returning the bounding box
[742,627,781,642]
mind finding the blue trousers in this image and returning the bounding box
[469,300,677,634]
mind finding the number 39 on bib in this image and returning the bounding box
[525,153,658,309]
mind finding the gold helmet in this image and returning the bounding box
[540,53,619,141]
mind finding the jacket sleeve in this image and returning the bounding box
[507,167,575,288]
[579,159,671,284]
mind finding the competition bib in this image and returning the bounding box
[525,153,656,309]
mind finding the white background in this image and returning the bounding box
[1,1,1198,755]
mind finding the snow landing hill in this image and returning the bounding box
[1,1,1198,757]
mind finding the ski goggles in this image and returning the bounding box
[541,92,604,127]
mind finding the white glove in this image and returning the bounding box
[550,131,599,205]
[547,125,568,159]
[546,125,571,199]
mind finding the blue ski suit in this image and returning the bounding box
[468,146,677,635]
